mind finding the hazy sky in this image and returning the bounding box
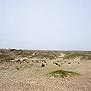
[0,0,91,50]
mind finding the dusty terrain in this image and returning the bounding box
[0,49,91,91]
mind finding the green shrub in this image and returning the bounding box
[48,70,79,78]
[63,53,91,60]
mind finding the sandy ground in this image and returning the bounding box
[0,57,91,91]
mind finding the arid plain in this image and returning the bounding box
[0,49,91,91]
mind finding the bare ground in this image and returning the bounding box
[0,50,91,91]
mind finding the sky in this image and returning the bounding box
[0,0,91,50]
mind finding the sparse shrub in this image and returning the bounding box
[68,62,71,64]
[10,49,16,52]
[48,70,79,78]
[54,62,58,65]
[41,63,45,67]
[78,62,80,64]
[16,67,19,70]
[63,53,91,60]
[23,59,26,61]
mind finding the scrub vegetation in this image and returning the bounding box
[48,70,79,78]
